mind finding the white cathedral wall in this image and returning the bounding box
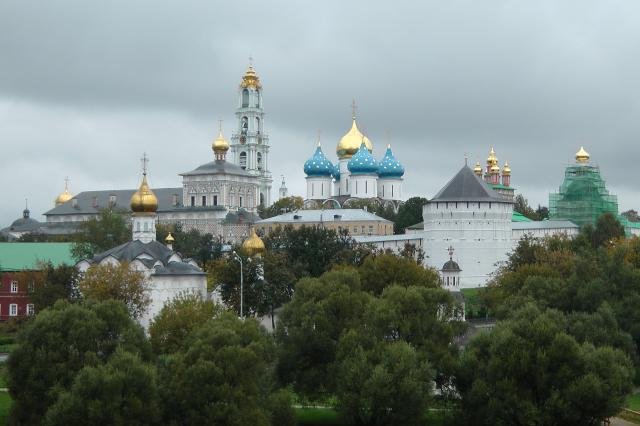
[350,175,378,198]
[306,177,332,199]
[140,274,207,330]
[339,159,351,195]
[423,201,513,288]
[378,178,402,200]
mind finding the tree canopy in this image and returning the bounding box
[8,300,149,424]
[78,262,151,319]
[71,208,130,260]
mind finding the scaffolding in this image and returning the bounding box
[549,163,618,227]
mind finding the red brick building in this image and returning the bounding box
[0,243,74,320]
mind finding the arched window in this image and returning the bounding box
[255,117,260,133]
[257,152,262,170]
[260,193,264,206]
[242,89,249,107]
[239,151,247,169]
[255,90,260,107]
[241,116,248,133]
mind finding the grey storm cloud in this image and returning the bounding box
[1,0,639,225]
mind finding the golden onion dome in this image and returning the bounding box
[502,161,511,176]
[55,181,73,206]
[490,164,500,174]
[337,118,373,159]
[165,232,175,244]
[487,147,498,166]
[212,127,230,154]
[130,173,158,213]
[242,228,265,257]
[473,161,483,176]
[575,146,590,163]
[240,65,262,90]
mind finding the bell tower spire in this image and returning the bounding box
[230,61,273,208]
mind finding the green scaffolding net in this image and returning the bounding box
[549,163,618,227]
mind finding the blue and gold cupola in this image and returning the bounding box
[378,144,405,178]
[347,142,378,175]
[304,143,334,177]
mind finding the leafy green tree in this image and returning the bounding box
[8,300,150,425]
[593,212,626,247]
[366,285,464,379]
[259,196,304,219]
[71,208,130,260]
[29,262,79,311]
[335,329,433,426]
[622,209,640,223]
[394,196,427,233]
[264,225,371,277]
[149,293,222,355]
[79,262,151,319]
[276,269,371,397]
[357,253,439,295]
[159,312,281,426]
[456,304,634,425]
[43,348,161,425]
[156,223,220,265]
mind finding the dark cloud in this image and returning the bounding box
[1,0,639,225]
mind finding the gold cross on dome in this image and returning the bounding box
[141,153,149,175]
[351,99,357,119]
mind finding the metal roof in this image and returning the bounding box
[44,187,183,217]
[0,243,75,271]
[180,160,250,177]
[511,220,579,230]
[431,165,505,202]
[257,209,392,224]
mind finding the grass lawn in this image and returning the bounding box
[0,365,7,388]
[295,407,342,425]
[460,287,485,316]
[626,393,640,411]
[0,392,12,425]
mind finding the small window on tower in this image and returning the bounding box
[191,196,195,207]
[257,152,262,171]
[242,89,249,107]
[213,195,218,206]
[202,195,207,206]
[239,152,247,169]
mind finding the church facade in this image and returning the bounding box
[302,108,405,211]
[43,65,272,243]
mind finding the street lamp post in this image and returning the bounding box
[232,251,244,318]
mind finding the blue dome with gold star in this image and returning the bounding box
[378,145,405,178]
[332,163,340,180]
[304,145,333,177]
[348,142,379,175]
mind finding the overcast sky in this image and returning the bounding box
[1,0,639,226]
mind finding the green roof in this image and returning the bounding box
[0,243,75,271]
[512,211,533,222]
[491,184,515,191]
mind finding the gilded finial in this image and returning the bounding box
[575,146,590,163]
[317,129,322,147]
[351,99,357,120]
[165,232,175,243]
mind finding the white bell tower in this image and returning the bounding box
[230,62,273,207]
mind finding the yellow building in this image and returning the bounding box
[255,209,393,237]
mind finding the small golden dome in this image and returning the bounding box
[502,161,511,176]
[55,180,73,206]
[165,232,175,243]
[490,164,500,174]
[240,65,262,90]
[473,161,482,175]
[212,127,230,154]
[575,146,590,163]
[130,173,158,213]
[487,147,498,166]
[242,228,265,257]
[337,118,373,159]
